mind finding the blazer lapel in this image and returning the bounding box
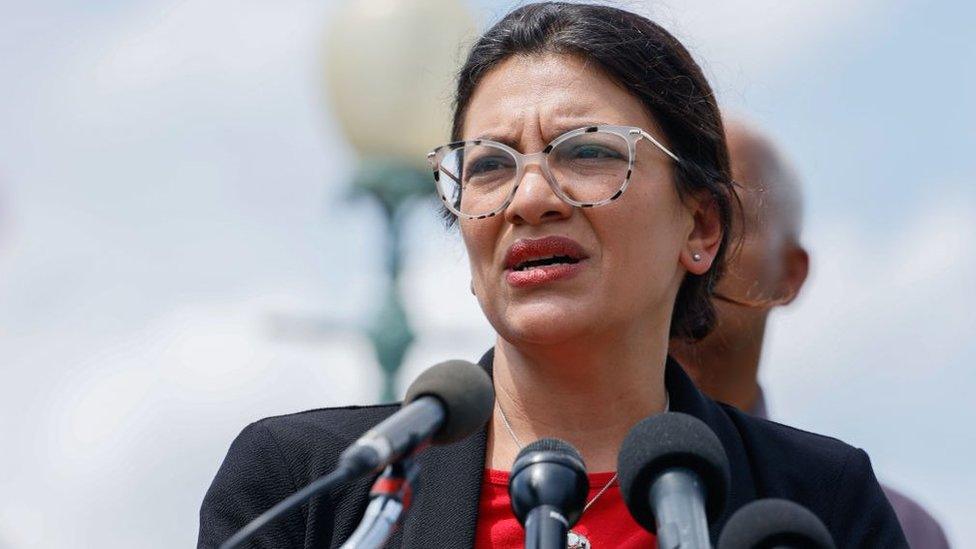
[392,426,488,547]
[665,356,757,538]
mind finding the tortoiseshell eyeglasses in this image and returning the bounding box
[426,124,681,220]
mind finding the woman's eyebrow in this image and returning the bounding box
[548,119,610,137]
[473,120,611,148]
[472,132,520,148]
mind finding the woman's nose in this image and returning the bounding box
[503,166,574,226]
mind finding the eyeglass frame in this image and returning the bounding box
[426,124,682,220]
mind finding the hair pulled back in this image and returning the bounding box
[450,2,733,341]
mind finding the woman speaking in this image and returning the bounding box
[198,3,907,547]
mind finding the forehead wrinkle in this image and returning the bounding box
[463,53,652,148]
[474,117,615,150]
[469,85,636,149]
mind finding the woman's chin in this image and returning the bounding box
[488,301,598,347]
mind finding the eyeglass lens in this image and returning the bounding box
[436,130,630,217]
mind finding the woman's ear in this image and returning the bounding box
[679,194,723,275]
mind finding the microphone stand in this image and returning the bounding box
[524,504,570,549]
[650,469,710,549]
[340,458,419,549]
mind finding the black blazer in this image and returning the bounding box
[198,350,908,548]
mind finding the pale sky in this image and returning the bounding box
[0,1,973,547]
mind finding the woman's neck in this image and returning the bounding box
[486,327,669,473]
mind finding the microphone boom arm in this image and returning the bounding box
[341,458,419,549]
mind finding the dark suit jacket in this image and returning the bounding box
[198,350,908,548]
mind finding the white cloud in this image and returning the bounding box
[85,0,322,92]
[1,294,378,549]
[589,0,890,110]
[655,0,884,61]
[0,1,371,547]
[765,194,975,397]
[760,195,976,544]
[473,0,890,94]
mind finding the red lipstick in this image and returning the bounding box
[504,236,588,288]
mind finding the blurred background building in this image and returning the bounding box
[0,0,973,547]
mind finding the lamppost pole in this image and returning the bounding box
[325,0,475,402]
[349,158,430,402]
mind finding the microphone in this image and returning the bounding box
[717,498,835,549]
[338,359,495,478]
[219,359,494,549]
[617,412,731,549]
[508,438,589,549]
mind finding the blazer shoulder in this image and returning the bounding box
[722,404,855,466]
[253,403,400,445]
[252,403,400,474]
[198,404,400,549]
[721,403,869,499]
[720,404,908,547]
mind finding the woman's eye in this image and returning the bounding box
[468,156,509,175]
[571,145,623,160]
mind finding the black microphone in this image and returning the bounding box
[717,498,835,549]
[219,359,494,549]
[338,359,495,478]
[618,412,731,549]
[508,438,589,549]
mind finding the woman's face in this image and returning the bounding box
[460,53,717,347]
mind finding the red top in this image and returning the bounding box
[474,469,657,548]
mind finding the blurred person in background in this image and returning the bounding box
[671,118,950,548]
[199,4,907,547]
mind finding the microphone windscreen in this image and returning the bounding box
[516,437,584,463]
[403,359,495,444]
[617,412,731,530]
[717,498,835,549]
[509,438,589,527]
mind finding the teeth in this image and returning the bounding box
[513,255,578,271]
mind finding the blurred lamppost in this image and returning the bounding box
[324,0,476,402]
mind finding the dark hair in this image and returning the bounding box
[449,2,733,341]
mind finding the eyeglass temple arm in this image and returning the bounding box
[441,169,462,186]
[428,153,464,186]
[636,129,681,163]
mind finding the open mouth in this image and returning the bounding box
[512,255,582,272]
[504,236,588,273]
[504,236,587,287]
